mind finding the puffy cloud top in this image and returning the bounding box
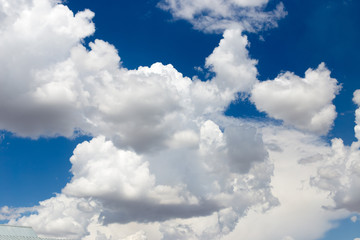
[0,0,95,137]
[0,2,277,237]
[205,28,258,93]
[251,63,341,135]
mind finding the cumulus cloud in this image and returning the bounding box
[205,27,258,93]
[33,34,259,152]
[158,0,287,32]
[1,0,358,239]
[9,194,101,239]
[11,116,275,238]
[309,91,360,212]
[69,121,359,240]
[0,2,277,237]
[222,125,348,240]
[0,0,234,149]
[63,136,220,224]
[0,2,277,229]
[251,63,341,135]
[0,0,95,138]
[0,0,264,154]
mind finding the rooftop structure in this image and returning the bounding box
[0,225,66,240]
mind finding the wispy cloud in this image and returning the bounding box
[158,0,287,32]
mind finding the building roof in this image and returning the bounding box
[0,225,67,240]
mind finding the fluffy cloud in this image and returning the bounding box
[63,136,218,224]
[67,44,194,152]
[191,27,258,114]
[9,194,101,239]
[158,0,286,32]
[0,0,95,137]
[0,0,263,154]
[48,119,358,240]
[309,91,360,213]
[0,3,276,237]
[1,0,358,239]
[34,33,259,152]
[222,125,349,240]
[251,63,341,135]
[15,116,274,238]
[205,27,258,93]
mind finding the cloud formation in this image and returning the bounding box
[158,0,287,32]
[1,0,359,239]
[310,92,360,212]
[205,27,258,94]
[11,119,275,238]
[0,0,95,137]
[63,136,218,223]
[10,194,101,239]
[222,125,349,240]
[0,0,263,154]
[251,63,341,135]
[0,1,277,238]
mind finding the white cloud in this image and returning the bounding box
[306,91,360,213]
[70,121,357,240]
[251,63,341,135]
[191,27,259,115]
[0,206,36,221]
[7,126,274,239]
[351,216,357,223]
[9,119,274,239]
[159,209,241,239]
[0,4,276,237]
[205,27,258,93]
[222,125,349,240]
[9,194,101,239]
[122,231,148,240]
[353,90,360,140]
[0,0,94,138]
[63,136,216,224]
[84,222,162,240]
[158,0,286,32]
[0,0,263,154]
[1,0,359,240]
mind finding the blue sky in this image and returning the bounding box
[0,0,360,239]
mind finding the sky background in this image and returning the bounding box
[0,0,360,239]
